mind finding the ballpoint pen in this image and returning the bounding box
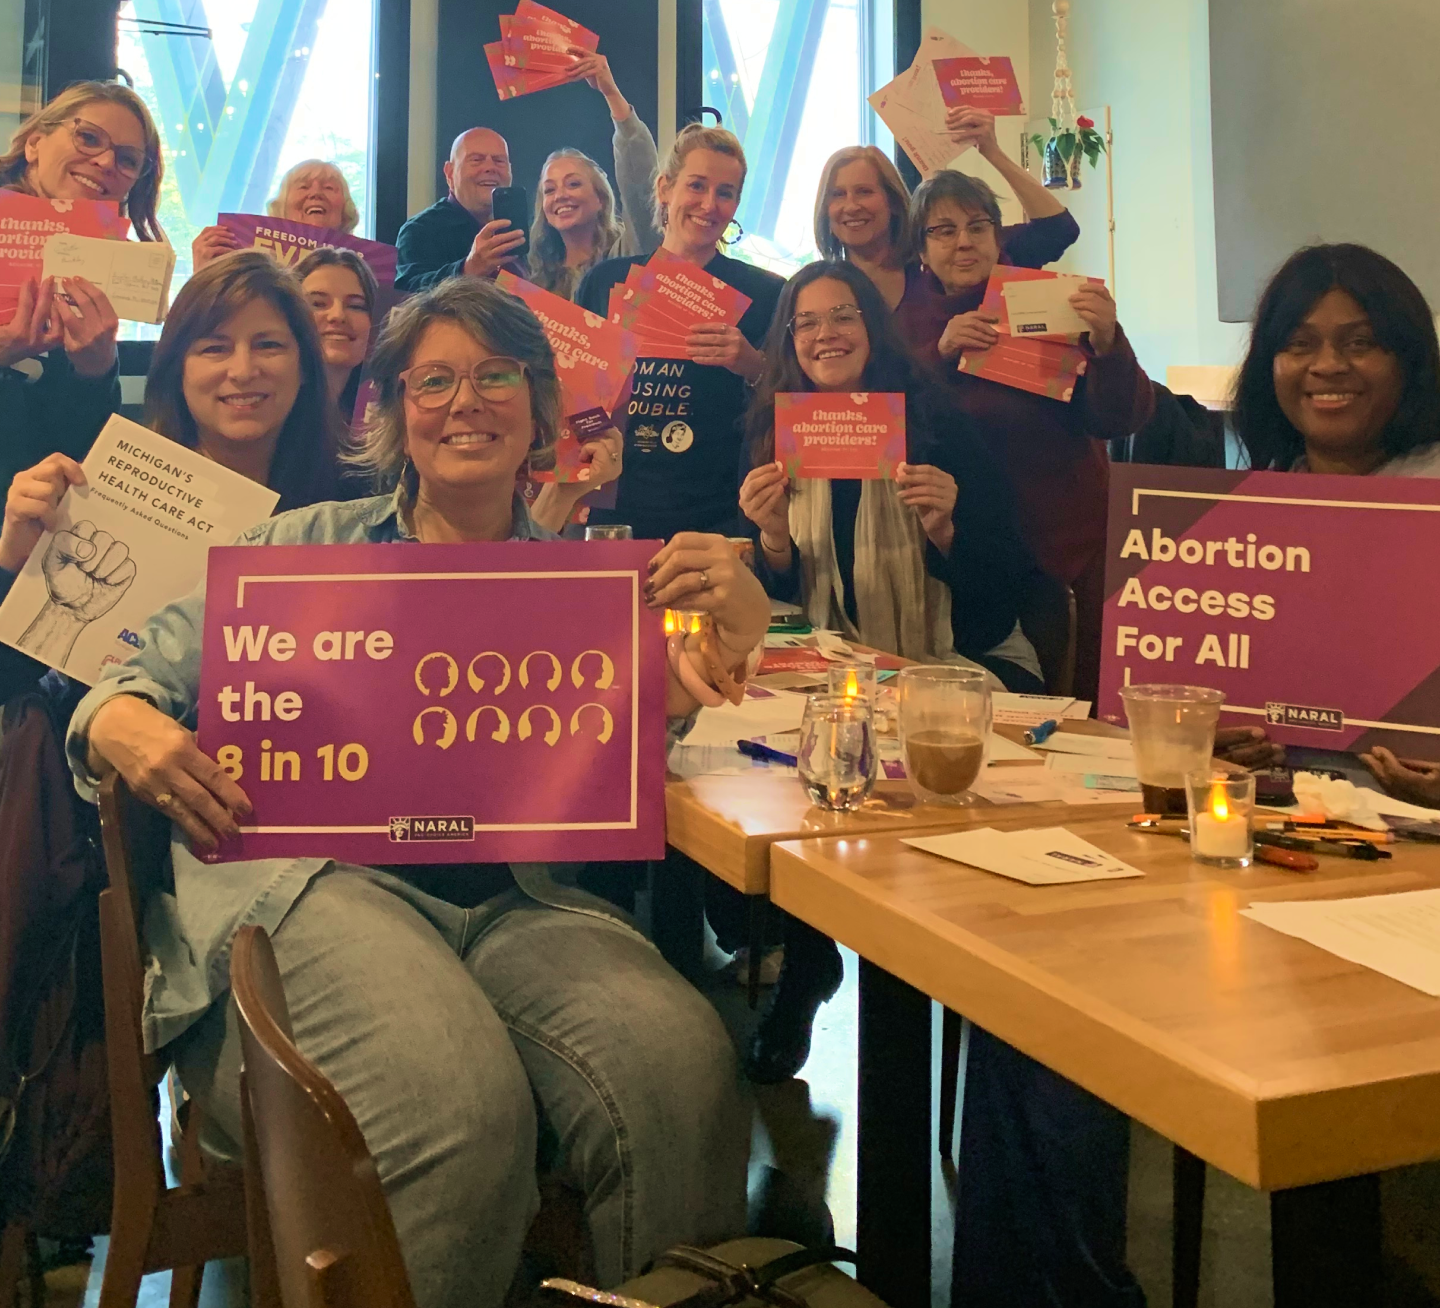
[1024,718,1060,746]
[737,738,799,767]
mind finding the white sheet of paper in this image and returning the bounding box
[1043,751,1140,779]
[1036,734,1134,760]
[970,767,1138,807]
[1241,889,1440,996]
[992,693,1090,727]
[1001,275,1089,339]
[682,691,809,749]
[667,743,798,781]
[987,733,1039,762]
[904,826,1145,885]
[43,233,176,323]
[0,414,278,683]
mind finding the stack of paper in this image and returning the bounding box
[991,693,1092,727]
[606,249,752,359]
[868,27,977,177]
[42,234,176,324]
[485,0,597,99]
[904,827,1145,885]
[0,191,130,316]
[958,267,1104,401]
[498,272,637,484]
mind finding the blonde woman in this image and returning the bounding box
[575,123,783,539]
[193,159,359,268]
[527,52,662,299]
[812,144,916,309]
[0,79,164,696]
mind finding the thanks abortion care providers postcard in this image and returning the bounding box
[0,415,278,684]
[774,392,906,480]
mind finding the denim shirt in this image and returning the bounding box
[58,488,688,1052]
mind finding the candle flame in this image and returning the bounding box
[845,670,860,699]
[1211,782,1229,821]
[664,610,677,635]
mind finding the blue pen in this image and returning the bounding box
[1023,718,1060,746]
[737,738,799,767]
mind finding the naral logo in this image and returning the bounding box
[388,815,475,842]
[117,628,143,649]
[1015,322,1049,335]
[1264,702,1345,732]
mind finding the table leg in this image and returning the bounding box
[1270,1173,1381,1308]
[650,848,706,983]
[746,893,765,1010]
[1172,1145,1206,1308]
[857,957,931,1308]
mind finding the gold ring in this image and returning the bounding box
[698,570,709,590]
[154,792,173,809]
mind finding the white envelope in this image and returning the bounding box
[1001,276,1090,339]
[43,233,176,323]
[904,826,1144,885]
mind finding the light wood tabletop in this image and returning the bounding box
[665,719,1128,893]
[769,809,1440,1192]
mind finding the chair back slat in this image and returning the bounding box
[232,926,416,1308]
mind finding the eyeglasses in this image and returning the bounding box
[789,305,864,339]
[922,218,996,246]
[399,357,528,409]
[66,118,150,180]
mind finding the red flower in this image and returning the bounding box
[1076,115,1095,130]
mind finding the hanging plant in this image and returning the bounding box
[1029,115,1106,190]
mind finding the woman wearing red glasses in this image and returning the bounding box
[0,80,165,697]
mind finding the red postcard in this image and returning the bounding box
[198,539,664,865]
[774,392,906,480]
[486,43,574,99]
[497,271,636,433]
[932,56,1026,115]
[0,191,130,315]
[607,285,692,360]
[956,267,1095,401]
[513,0,598,53]
[498,15,581,72]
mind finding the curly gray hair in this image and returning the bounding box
[351,277,561,489]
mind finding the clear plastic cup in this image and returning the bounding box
[1119,684,1225,815]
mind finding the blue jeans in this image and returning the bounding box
[171,867,750,1308]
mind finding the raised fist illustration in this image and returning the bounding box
[42,521,136,618]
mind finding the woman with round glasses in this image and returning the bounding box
[0,80,165,697]
[896,168,1153,700]
[25,277,766,1306]
[731,259,1039,1081]
[813,113,1077,312]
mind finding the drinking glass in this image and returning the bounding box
[797,694,878,812]
[897,666,992,804]
[1186,770,1255,868]
[585,524,633,540]
[1119,684,1225,816]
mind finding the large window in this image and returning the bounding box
[702,0,894,275]
[116,0,380,336]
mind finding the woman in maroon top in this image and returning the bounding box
[895,168,1153,698]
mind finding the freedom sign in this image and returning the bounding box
[197,539,666,865]
[1099,465,1440,756]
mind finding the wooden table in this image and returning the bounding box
[770,809,1440,1308]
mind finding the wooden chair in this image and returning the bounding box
[231,924,414,1308]
[95,773,248,1308]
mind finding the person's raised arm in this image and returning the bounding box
[947,106,1067,221]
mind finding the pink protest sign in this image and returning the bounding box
[774,392,906,480]
[217,214,397,285]
[1099,465,1440,757]
[932,56,1025,115]
[198,539,665,865]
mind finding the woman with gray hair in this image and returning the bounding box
[193,159,360,267]
[45,275,769,1307]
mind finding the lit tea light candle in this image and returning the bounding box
[827,661,877,706]
[1192,784,1250,859]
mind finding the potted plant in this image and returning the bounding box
[1029,115,1106,190]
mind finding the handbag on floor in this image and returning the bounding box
[542,1238,890,1308]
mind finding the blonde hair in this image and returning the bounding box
[0,81,165,242]
[353,278,560,491]
[267,159,359,234]
[529,148,623,299]
[653,122,747,232]
[813,145,913,264]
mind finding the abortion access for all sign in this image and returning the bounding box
[197,540,665,865]
[774,392,906,480]
[1098,465,1440,756]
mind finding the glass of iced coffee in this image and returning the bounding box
[897,666,992,805]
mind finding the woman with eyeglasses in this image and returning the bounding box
[27,276,767,1307]
[576,124,784,540]
[0,80,164,697]
[729,260,1040,1084]
[814,114,1077,313]
[896,168,1153,700]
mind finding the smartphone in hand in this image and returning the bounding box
[489,186,532,260]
